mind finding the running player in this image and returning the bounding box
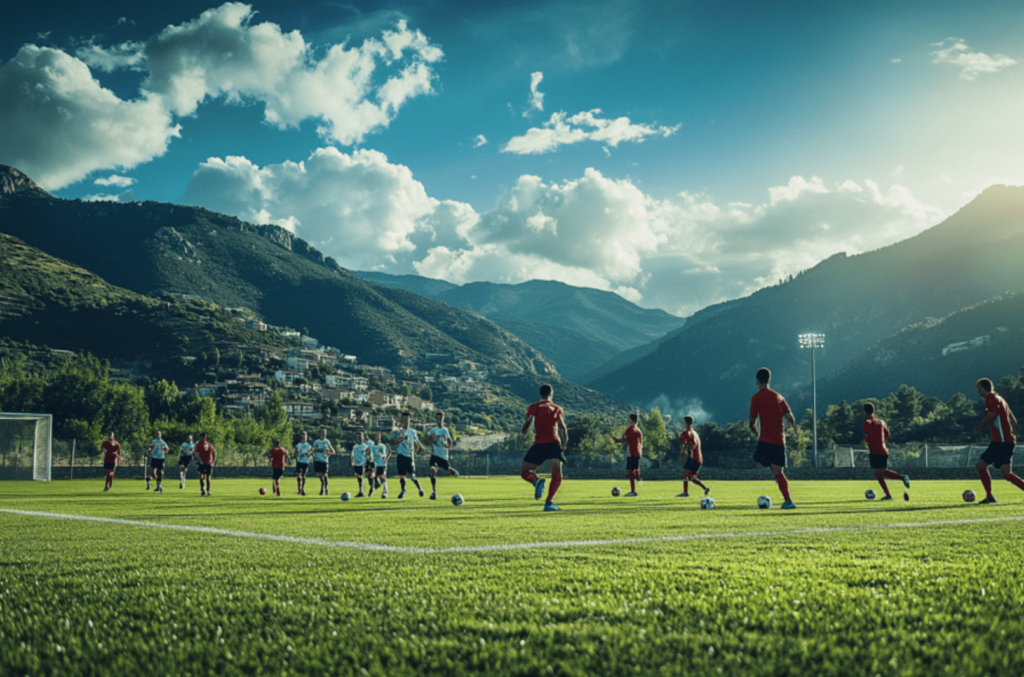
[678,415,710,498]
[101,431,120,492]
[312,428,336,496]
[268,440,289,497]
[520,384,569,512]
[147,431,169,493]
[294,431,312,495]
[370,432,389,498]
[427,411,459,500]
[972,378,1024,504]
[387,411,425,499]
[195,432,216,497]
[862,402,910,501]
[178,434,195,489]
[350,431,372,498]
[749,368,798,509]
[612,413,643,496]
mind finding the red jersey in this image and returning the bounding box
[750,388,791,446]
[195,439,216,465]
[269,446,288,469]
[985,393,1016,444]
[101,440,121,464]
[623,424,643,458]
[527,400,564,445]
[679,428,702,464]
[862,416,890,455]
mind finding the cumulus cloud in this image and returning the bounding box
[94,174,136,187]
[473,134,488,148]
[524,71,544,116]
[932,38,1017,80]
[503,109,679,154]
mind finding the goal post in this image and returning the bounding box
[0,413,53,481]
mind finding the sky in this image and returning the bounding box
[2,0,1023,317]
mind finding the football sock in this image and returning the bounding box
[547,468,562,502]
[979,468,994,497]
[883,469,903,480]
[774,473,791,501]
[521,469,539,484]
[430,476,437,490]
[1005,473,1024,492]
[878,478,891,498]
[629,472,636,493]
[690,477,707,491]
[412,478,423,490]
[324,476,329,490]
[400,477,407,491]
[636,469,642,483]
[357,477,364,493]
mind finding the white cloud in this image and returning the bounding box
[524,71,544,116]
[502,109,679,154]
[94,174,136,187]
[932,38,1017,80]
[473,134,488,148]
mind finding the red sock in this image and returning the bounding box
[690,477,707,491]
[629,472,636,493]
[521,469,538,483]
[878,478,891,498]
[979,468,993,497]
[884,470,902,481]
[547,468,562,502]
[1006,473,1024,492]
[635,468,642,482]
[774,473,791,501]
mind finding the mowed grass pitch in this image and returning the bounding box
[1,478,1023,676]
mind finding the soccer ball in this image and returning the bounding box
[962,489,976,503]
[611,486,621,497]
[757,495,772,510]
[340,492,351,502]
[451,493,465,506]
[865,489,876,500]
[700,497,716,510]
[258,487,267,495]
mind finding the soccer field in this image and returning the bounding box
[1,478,1023,677]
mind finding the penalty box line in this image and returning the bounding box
[2,508,1024,554]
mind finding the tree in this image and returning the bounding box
[643,409,668,457]
[144,380,179,421]
[100,382,151,465]
[259,391,293,447]
[889,385,924,433]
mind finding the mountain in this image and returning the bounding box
[586,184,1024,421]
[355,273,686,380]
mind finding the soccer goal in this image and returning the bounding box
[0,413,53,481]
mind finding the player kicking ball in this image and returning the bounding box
[101,431,120,492]
[612,413,643,496]
[520,384,569,512]
[312,428,336,496]
[862,402,909,501]
[294,431,312,496]
[267,440,289,496]
[350,431,372,497]
[972,377,1024,504]
[427,411,459,500]
[678,416,710,498]
[387,411,426,499]
[178,434,195,489]
[749,368,797,509]
[147,431,169,493]
[370,432,389,498]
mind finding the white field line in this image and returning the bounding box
[2,508,1024,555]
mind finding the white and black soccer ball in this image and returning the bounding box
[865,489,876,500]
[700,496,716,510]
[962,489,976,503]
[611,486,621,497]
[757,495,772,510]
[340,492,351,502]
[451,493,465,506]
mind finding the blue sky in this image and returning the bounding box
[2,0,1023,316]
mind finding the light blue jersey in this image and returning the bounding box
[295,441,312,463]
[370,442,389,466]
[150,439,168,460]
[312,438,334,463]
[427,426,453,460]
[179,442,194,456]
[389,429,419,458]
[351,442,371,466]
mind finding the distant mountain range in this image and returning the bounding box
[585,184,1024,421]
[355,273,686,380]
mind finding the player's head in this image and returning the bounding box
[155,430,162,439]
[684,415,694,427]
[436,411,445,423]
[200,432,208,439]
[977,378,994,396]
[539,384,553,399]
[374,432,381,443]
[756,367,772,386]
[186,434,193,442]
[629,413,638,423]
[356,431,364,442]
[402,410,411,423]
[108,431,116,439]
[273,440,280,447]
[301,431,308,441]
[319,428,327,439]
[863,402,875,416]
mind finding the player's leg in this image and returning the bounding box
[679,471,691,497]
[146,460,152,490]
[178,462,186,489]
[1000,461,1024,492]
[688,471,709,495]
[355,468,365,497]
[429,463,438,499]
[874,468,892,499]
[771,463,794,507]
[206,467,212,495]
[627,467,636,495]
[520,461,545,499]
[398,473,407,498]
[379,471,388,498]
[367,468,376,497]
[544,459,563,510]
[977,459,995,502]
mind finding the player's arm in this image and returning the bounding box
[785,411,797,430]
[973,410,998,434]
[749,416,759,436]
[1010,409,1019,431]
[521,415,534,436]
[557,418,568,449]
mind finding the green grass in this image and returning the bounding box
[1,478,1023,676]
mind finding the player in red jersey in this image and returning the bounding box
[612,414,644,496]
[195,432,216,497]
[101,431,121,491]
[861,402,910,501]
[678,415,710,498]
[267,440,289,497]
[972,378,1023,504]
[520,384,569,511]
[749,368,798,509]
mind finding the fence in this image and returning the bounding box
[830,443,1007,469]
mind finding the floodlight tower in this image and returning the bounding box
[798,332,825,468]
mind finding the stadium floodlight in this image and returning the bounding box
[798,333,825,468]
[0,413,53,481]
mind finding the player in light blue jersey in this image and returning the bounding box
[386,411,425,499]
[312,428,336,496]
[369,432,389,498]
[350,431,373,497]
[294,431,313,496]
[427,411,459,500]
[147,431,169,493]
[178,435,195,490]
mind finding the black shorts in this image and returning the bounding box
[313,461,328,475]
[869,454,890,470]
[178,455,193,468]
[396,455,415,476]
[980,442,1016,468]
[103,461,116,471]
[197,463,213,475]
[296,462,309,474]
[753,441,786,468]
[430,455,451,471]
[150,458,165,470]
[683,457,702,474]
[373,462,387,477]
[626,456,641,471]
[363,461,376,476]
[272,468,284,480]
[352,465,364,476]
[523,442,566,466]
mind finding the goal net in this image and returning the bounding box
[0,413,53,481]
